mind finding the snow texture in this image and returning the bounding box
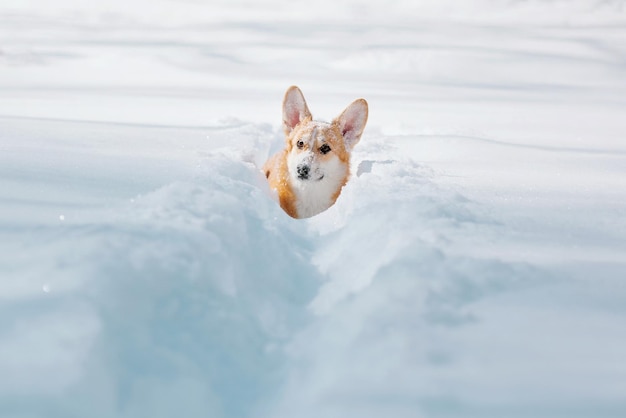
[1,1,626,417]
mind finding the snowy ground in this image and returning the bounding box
[2,1,626,417]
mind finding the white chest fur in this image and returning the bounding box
[288,156,348,218]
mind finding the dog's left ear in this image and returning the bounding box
[335,99,368,152]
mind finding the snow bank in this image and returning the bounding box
[0,122,313,416]
[2,116,626,417]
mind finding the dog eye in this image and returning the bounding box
[319,144,331,154]
[297,140,304,149]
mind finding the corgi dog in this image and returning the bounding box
[263,86,368,219]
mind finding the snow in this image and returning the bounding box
[2,0,626,417]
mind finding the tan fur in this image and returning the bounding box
[264,86,368,219]
[264,150,298,218]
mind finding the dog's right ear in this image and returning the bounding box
[282,86,311,136]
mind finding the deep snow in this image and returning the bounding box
[1,1,626,417]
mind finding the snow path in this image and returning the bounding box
[1,1,626,417]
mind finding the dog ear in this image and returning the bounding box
[335,98,368,152]
[283,86,312,135]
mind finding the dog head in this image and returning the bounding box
[282,86,368,186]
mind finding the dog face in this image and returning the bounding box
[285,121,349,184]
[264,86,368,218]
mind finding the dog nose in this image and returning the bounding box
[297,164,310,180]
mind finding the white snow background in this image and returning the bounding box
[2,0,626,417]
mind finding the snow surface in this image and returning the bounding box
[2,0,626,417]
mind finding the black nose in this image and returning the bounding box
[297,164,310,179]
